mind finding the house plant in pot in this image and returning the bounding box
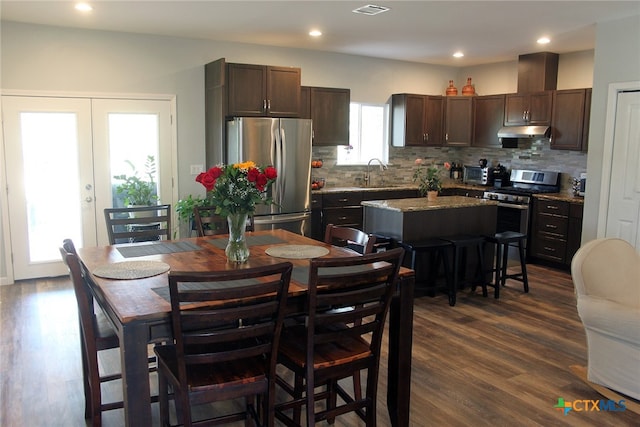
[413,159,450,201]
[113,155,159,214]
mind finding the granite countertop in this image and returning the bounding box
[534,193,584,203]
[361,195,498,212]
[313,184,419,194]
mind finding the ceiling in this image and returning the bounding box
[2,1,639,66]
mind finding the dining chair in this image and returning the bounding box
[323,223,376,255]
[104,204,171,244]
[154,262,293,427]
[274,247,404,427]
[60,239,158,427]
[193,205,255,237]
[323,223,377,401]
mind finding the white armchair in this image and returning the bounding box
[571,238,640,400]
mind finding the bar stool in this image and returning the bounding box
[443,235,488,306]
[398,239,453,297]
[484,231,529,298]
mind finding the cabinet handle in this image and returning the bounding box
[545,224,558,229]
[546,205,559,210]
[338,216,347,220]
[526,110,531,122]
[263,100,267,111]
[425,133,429,141]
[543,246,556,252]
[522,111,527,121]
[267,99,271,110]
[445,133,449,141]
[337,198,349,202]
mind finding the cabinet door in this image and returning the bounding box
[299,86,311,119]
[444,96,472,146]
[504,93,528,125]
[527,91,552,125]
[551,89,586,150]
[581,89,592,152]
[472,95,505,147]
[424,96,444,146]
[227,63,267,116]
[266,66,301,117]
[310,87,350,146]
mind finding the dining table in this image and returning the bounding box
[77,229,415,427]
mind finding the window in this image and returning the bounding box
[337,103,388,165]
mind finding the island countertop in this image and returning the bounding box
[361,195,498,212]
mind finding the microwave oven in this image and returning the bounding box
[578,173,587,196]
[463,165,489,185]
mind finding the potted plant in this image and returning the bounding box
[113,155,159,207]
[413,159,450,200]
[175,194,206,236]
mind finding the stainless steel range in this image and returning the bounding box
[484,169,561,257]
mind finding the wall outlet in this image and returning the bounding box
[190,164,203,175]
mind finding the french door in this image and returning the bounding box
[2,96,173,280]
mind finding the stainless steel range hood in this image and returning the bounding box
[497,125,550,139]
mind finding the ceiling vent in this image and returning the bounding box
[352,4,390,16]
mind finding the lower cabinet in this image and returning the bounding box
[531,197,583,267]
[311,189,420,240]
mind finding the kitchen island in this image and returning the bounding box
[362,195,498,241]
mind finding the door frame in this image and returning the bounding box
[596,81,640,240]
[0,90,178,285]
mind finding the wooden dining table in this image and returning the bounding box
[77,229,415,427]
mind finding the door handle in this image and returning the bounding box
[85,197,93,203]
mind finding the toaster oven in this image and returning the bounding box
[463,165,489,185]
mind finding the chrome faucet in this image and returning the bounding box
[365,158,388,187]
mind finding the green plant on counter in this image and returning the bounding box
[113,155,158,206]
[413,159,450,196]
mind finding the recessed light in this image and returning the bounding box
[75,3,93,12]
[537,37,551,44]
[453,52,464,58]
[309,30,322,37]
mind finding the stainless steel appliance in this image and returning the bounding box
[483,169,561,258]
[578,172,587,196]
[463,165,489,185]
[226,117,312,236]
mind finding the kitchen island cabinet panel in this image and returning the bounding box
[531,197,583,267]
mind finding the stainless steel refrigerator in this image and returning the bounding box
[226,117,312,236]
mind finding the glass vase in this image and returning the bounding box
[225,212,250,263]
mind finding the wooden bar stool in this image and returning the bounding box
[398,239,452,296]
[443,235,488,306]
[485,231,529,298]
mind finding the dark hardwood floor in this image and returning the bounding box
[1,264,638,426]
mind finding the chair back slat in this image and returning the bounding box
[168,263,292,379]
[194,205,255,237]
[324,224,377,255]
[306,247,404,354]
[104,204,171,244]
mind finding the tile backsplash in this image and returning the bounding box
[312,139,587,195]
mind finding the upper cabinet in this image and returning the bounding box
[227,63,301,117]
[551,88,592,151]
[444,96,473,146]
[472,94,505,147]
[391,94,444,147]
[504,91,553,126]
[517,52,559,94]
[301,86,350,146]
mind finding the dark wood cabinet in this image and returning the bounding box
[531,197,583,267]
[517,52,559,94]
[444,96,473,146]
[472,95,505,147]
[391,94,444,147]
[227,63,301,117]
[301,86,350,146]
[504,91,552,126]
[551,88,591,151]
[310,193,323,240]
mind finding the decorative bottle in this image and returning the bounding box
[462,77,475,96]
[446,80,458,96]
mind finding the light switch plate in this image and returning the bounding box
[190,164,203,175]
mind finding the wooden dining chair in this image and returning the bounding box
[274,247,404,427]
[193,205,255,237]
[154,262,293,427]
[59,239,123,426]
[324,223,376,255]
[104,204,171,244]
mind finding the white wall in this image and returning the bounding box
[0,18,618,281]
[583,14,640,242]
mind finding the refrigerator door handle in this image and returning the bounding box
[270,121,282,207]
[278,126,287,203]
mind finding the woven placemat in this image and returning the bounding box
[92,260,170,280]
[265,245,329,259]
